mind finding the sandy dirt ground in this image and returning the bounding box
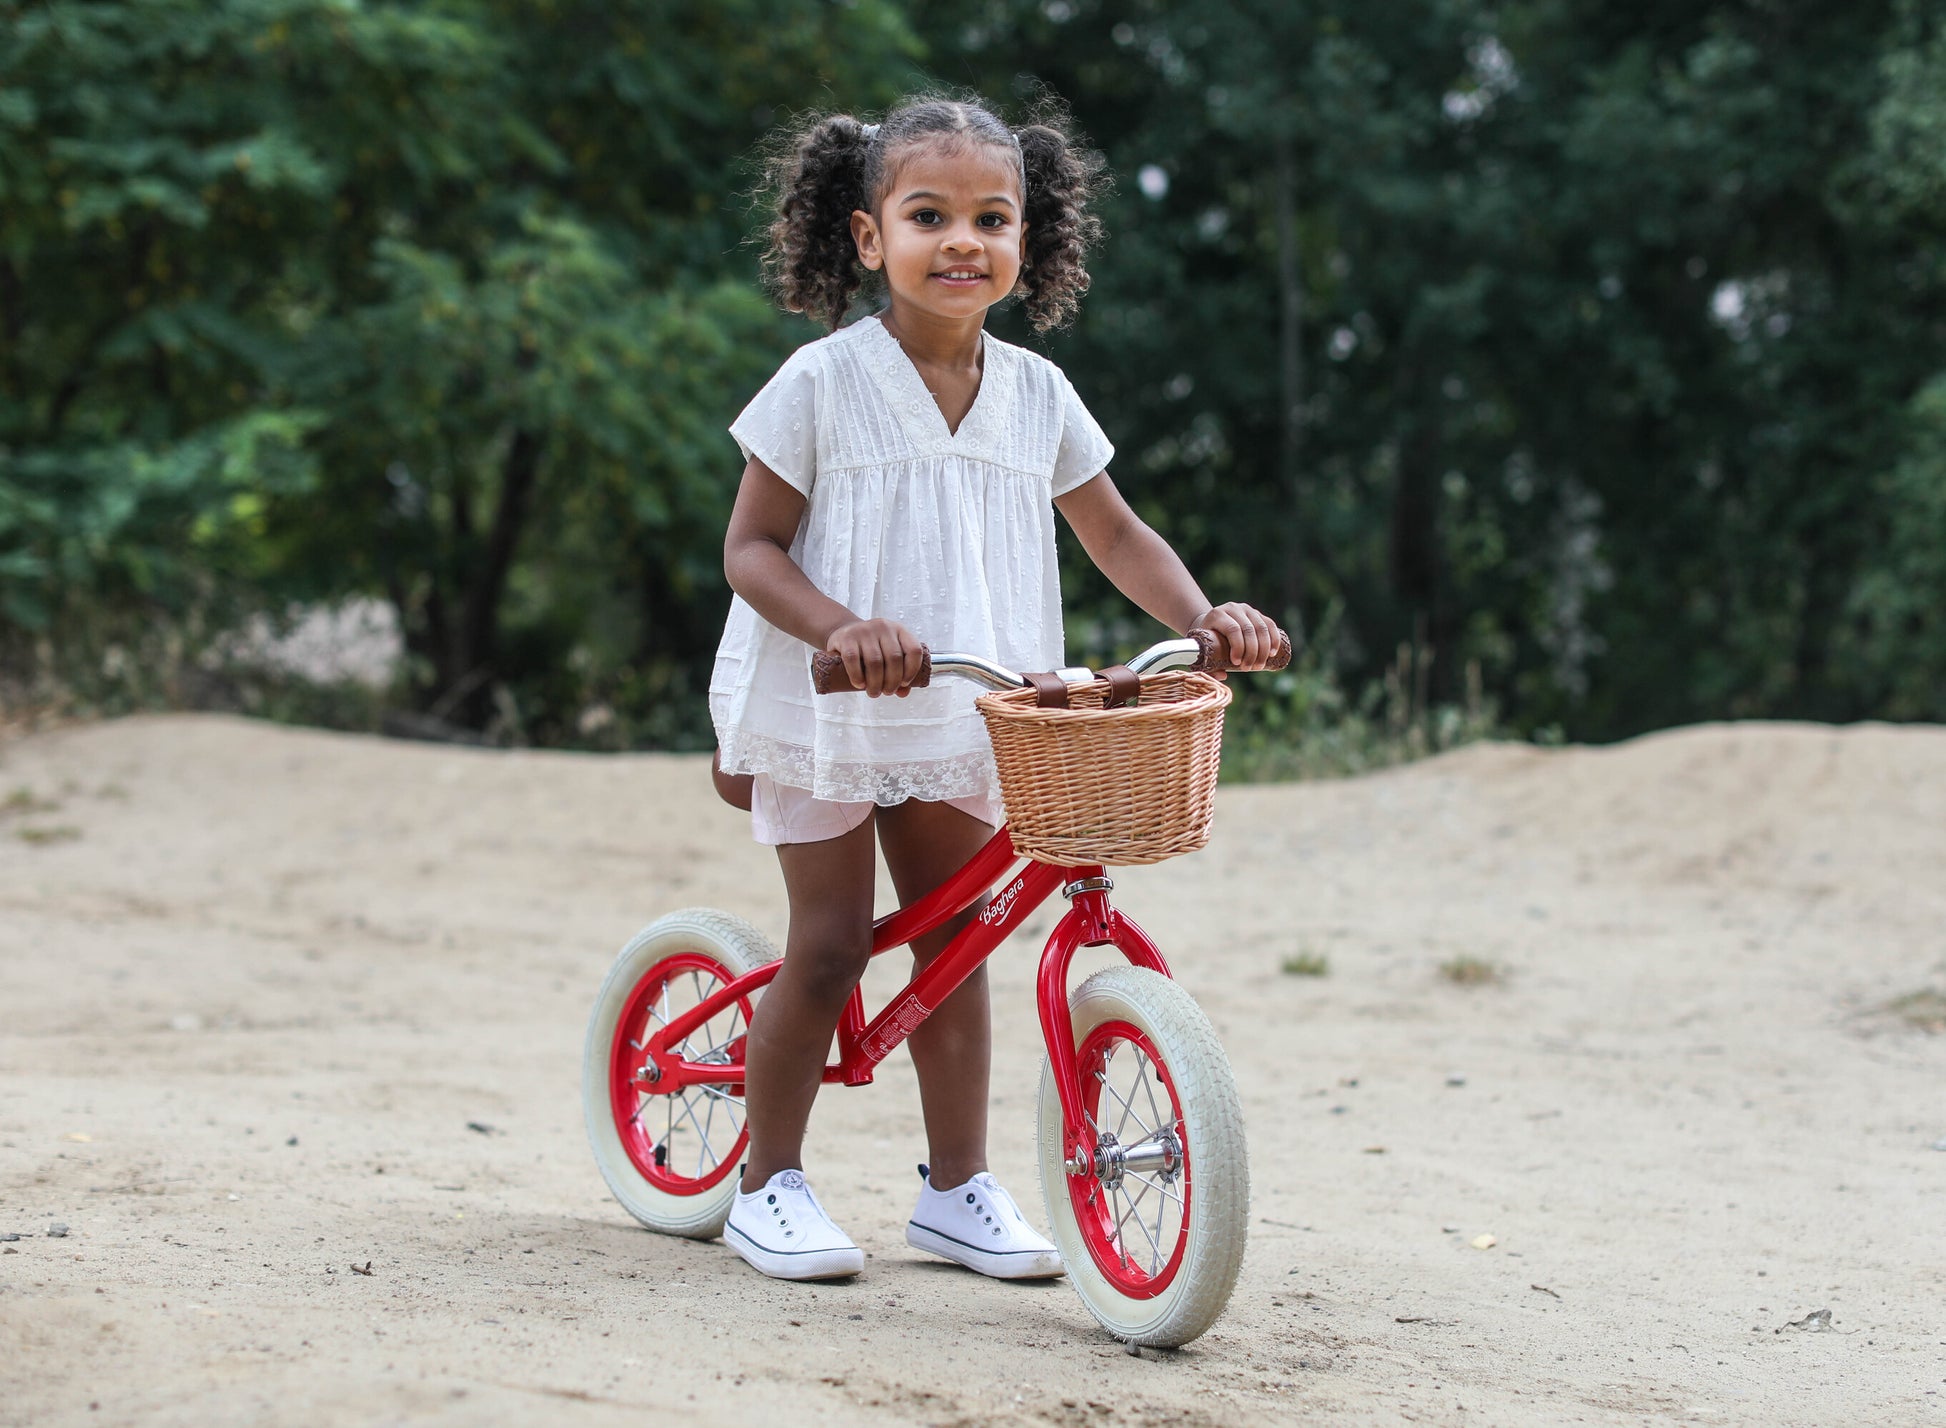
[1,713,1942,1427]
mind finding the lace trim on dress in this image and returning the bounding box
[719,728,1001,807]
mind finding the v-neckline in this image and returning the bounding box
[868,314,990,443]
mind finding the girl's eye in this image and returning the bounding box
[912,209,940,225]
[978,213,1008,229]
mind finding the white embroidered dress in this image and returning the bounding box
[709,314,1114,807]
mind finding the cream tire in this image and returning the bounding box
[1037,965,1249,1347]
[583,907,777,1239]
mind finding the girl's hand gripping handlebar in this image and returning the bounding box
[1183,626,1293,675]
[809,645,934,694]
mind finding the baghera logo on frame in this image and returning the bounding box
[980,874,1029,928]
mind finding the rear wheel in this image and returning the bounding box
[583,908,777,1238]
[1036,965,1249,1347]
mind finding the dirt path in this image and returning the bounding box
[2,714,1941,1426]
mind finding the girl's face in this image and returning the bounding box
[850,140,1026,328]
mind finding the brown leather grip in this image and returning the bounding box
[809,645,932,694]
[1188,626,1294,673]
[1098,665,1140,709]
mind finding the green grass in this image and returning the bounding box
[16,824,81,845]
[0,787,59,818]
[1216,610,1502,784]
[1438,955,1504,986]
[1280,950,1331,977]
[1886,989,1946,1033]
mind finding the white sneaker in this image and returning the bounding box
[906,1165,1064,1279]
[724,1169,864,1280]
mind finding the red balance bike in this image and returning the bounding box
[583,631,1285,1347]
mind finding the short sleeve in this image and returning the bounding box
[1050,373,1115,496]
[729,349,819,495]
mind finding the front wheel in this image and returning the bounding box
[583,908,778,1239]
[1036,965,1249,1347]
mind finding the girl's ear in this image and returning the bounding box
[850,209,884,271]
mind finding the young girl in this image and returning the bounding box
[711,95,1281,1281]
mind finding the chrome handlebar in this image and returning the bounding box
[925,638,1206,692]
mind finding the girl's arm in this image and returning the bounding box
[723,457,924,697]
[1054,472,1282,668]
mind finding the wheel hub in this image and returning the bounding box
[1071,1129,1182,1190]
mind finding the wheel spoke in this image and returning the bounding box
[1115,1184,1164,1272]
[709,1082,737,1115]
[1100,1063,1144,1142]
[1152,1179,1167,1274]
[1093,1060,1128,1141]
[689,1018,745,1064]
[1137,1050,1167,1131]
[1120,1167,1183,1206]
[1127,1050,1162,1138]
[698,1091,717,1178]
[665,1089,717,1171]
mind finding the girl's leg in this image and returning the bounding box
[738,814,877,1193]
[874,798,1000,1190]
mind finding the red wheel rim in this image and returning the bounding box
[608,951,751,1195]
[1066,1020,1192,1297]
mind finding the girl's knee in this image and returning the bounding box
[783,928,872,1004]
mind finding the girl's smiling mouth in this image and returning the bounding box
[932,269,988,285]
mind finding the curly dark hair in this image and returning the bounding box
[757,94,1105,333]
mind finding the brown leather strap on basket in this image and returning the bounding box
[1024,671,1070,708]
[1098,665,1140,709]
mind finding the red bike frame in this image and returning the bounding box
[634,824,1170,1168]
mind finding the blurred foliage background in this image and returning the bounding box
[3,0,1943,768]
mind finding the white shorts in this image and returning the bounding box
[749,774,1005,847]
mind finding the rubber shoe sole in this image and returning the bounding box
[725,1218,863,1281]
[905,1220,1065,1279]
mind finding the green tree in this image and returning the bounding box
[923,0,1946,737]
[2,0,917,738]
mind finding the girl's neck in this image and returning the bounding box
[878,303,985,372]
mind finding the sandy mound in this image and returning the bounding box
[1,715,1941,1426]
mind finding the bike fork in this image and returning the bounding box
[1036,873,1172,1171]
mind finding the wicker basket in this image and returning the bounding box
[976,671,1232,866]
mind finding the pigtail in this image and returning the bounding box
[760,114,874,331]
[1015,123,1105,333]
